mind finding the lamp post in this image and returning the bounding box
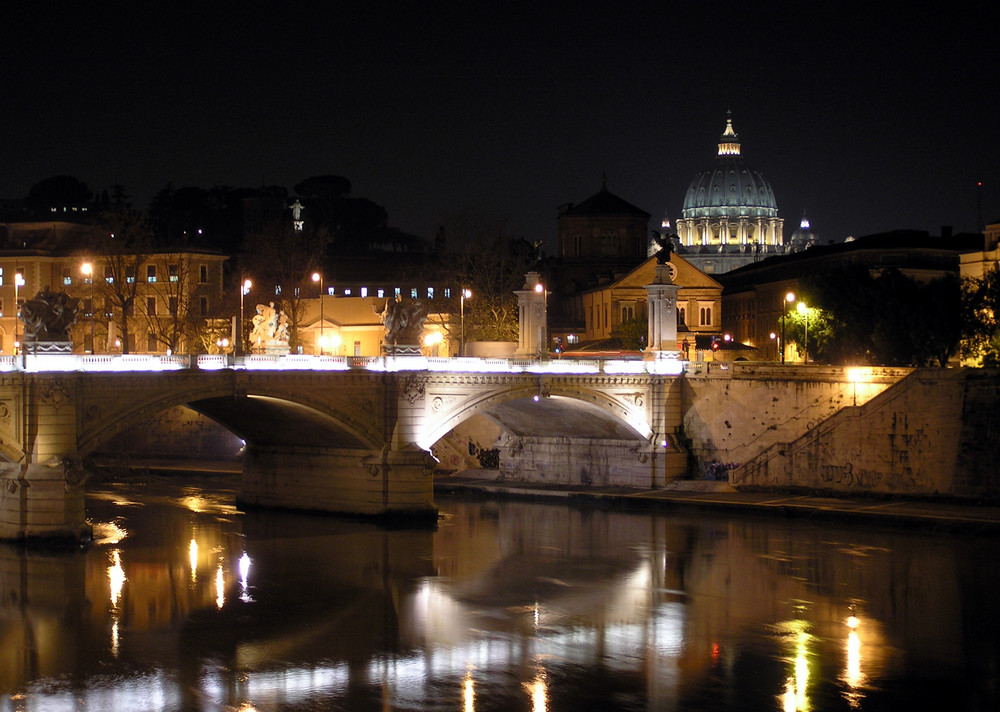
[238,278,251,356]
[534,281,548,355]
[781,291,795,364]
[312,272,324,355]
[796,301,809,364]
[460,288,471,357]
[14,272,24,357]
[81,262,95,353]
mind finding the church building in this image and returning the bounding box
[673,114,786,274]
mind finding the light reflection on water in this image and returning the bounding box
[1,474,998,710]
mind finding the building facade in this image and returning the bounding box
[569,253,722,352]
[719,229,982,362]
[0,224,227,355]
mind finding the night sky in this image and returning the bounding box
[4,3,998,250]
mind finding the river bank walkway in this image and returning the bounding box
[435,473,1000,531]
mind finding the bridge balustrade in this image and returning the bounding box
[0,353,685,375]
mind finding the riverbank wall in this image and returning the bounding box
[726,368,1000,499]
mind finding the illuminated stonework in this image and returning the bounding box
[673,114,785,274]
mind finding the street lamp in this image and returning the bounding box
[13,272,24,356]
[312,272,324,355]
[781,291,795,364]
[81,262,95,353]
[460,288,472,357]
[534,281,548,355]
[238,278,252,356]
[796,301,809,364]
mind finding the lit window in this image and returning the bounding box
[63,268,71,286]
[567,334,579,345]
[147,265,156,282]
[105,266,114,283]
[343,289,352,296]
[377,289,385,298]
[444,287,451,298]
[427,287,434,299]
[394,287,401,298]
[360,287,368,298]
[410,288,417,298]
[0,267,4,286]
[169,264,179,282]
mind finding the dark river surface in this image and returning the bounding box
[2,474,999,711]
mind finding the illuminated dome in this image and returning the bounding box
[681,117,779,219]
[788,212,819,252]
[673,114,785,273]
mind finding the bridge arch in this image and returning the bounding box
[419,381,653,450]
[76,375,383,458]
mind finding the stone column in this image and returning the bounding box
[644,263,681,356]
[515,271,548,357]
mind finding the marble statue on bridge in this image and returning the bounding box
[18,286,80,353]
[249,302,290,354]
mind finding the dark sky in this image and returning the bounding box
[3,3,997,250]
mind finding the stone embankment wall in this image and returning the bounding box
[727,368,1000,499]
[681,363,910,480]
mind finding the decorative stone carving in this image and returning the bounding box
[19,287,80,350]
[249,302,290,354]
[375,297,427,352]
[401,375,426,405]
[38,379,72,410]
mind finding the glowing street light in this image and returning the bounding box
[534,281,548,355]
[781,291,795,364]
[312,272,324,354]
[460,288,472,357]
[796,300,810,364]
[238,278,252,356]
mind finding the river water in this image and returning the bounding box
[2,474,998,711]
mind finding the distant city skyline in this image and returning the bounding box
[3,4,997,250]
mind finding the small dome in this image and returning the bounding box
[788,213,819,252]
[681,115,780,220]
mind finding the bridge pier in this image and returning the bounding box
[239,444,437,521]
[0,461,91,542]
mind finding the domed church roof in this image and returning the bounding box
[788,212,819,252]
[681,114,779,220]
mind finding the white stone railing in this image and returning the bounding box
[0,352,685,376]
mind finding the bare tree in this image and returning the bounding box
[241,223,329,351]
[89,206,152,353]
[438,214,537,343]
[136,255,205,353]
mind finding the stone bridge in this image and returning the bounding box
[0,357,685,540]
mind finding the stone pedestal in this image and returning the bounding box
[22,341,73,355]
[515,271,548,356]
[644,263,681,355]
[381,343,422,357]
[256,339,289,355]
